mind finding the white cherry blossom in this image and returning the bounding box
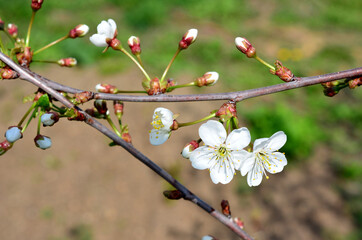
[189,120,251,184]
[149,107,174,145]
[89,19,117,47]
[239,131,287,187]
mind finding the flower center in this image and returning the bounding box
[256,151,270,179]
[151,112,164,130]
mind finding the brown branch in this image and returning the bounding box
[0,52,254,240]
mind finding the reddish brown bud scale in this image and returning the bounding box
[94,100,108,115]
[31,0,44,11]
[96,83,118,94]
[113,101,124,117]
[147,77,166,95]
[16,47,33,67]
[233,217,244,229]
[6,23,18,38]
[108,38,122,50]
[0,140,12,155]
[221,200,231,217]
[121,132,132,143]
[58,58,77,67]
[68,24,89,38]
[163,190,184,200]
[235,37,256,58]
[271,60,294,82]
[74,91,93,104]
[127,36,141,55]
[348,77,361,89]
[179,29,198,50]
[1,67,19,79]
[67,109,86,121]
[216,101,237,122]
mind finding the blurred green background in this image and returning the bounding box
[1,0,361,239]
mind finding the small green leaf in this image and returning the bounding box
[37,94,50,110]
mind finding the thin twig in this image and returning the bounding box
[0,52,254,240]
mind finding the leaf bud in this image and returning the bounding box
[74,91,93,104]
[215,101,237,123]
[270,60,294,82]
[16,47,33,67]
[163,190,184,200]
[348,77,361,89]
[221,199,231,217]
[1,67,19,79]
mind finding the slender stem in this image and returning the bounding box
[136,54,144,68]
[33,35,68,55]
[21,107,38,133]
[178,112,216,127]
[166,82,196,92]
[119,47,151,81]
[18,102,37,126]
[161,48,181,82]
[32,59,58,64]
[0,34,5,53]
[255,55,275,70]
[37,109,42,134]
[26,11,36,47]
[106,114,122,137]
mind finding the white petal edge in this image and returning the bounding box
[149,129,170,146]
[89,34,108,47]
[264,152,287,174]
[247,163,263,187]
[253,138,268,152]
[231,150,252,170]
[199,120,226,147]
[226,127,251,150]
[266,131,287,151]
[190,146,215,170]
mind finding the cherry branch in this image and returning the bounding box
[0,52,254,240]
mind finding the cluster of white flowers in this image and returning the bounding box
[148,108,287,187]
[189,120,287,186]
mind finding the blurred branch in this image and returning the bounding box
[0,52,254,240]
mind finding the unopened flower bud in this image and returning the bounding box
[0,140,12,155]
[5,126,22,143]
[41,112,60,127]
[57,58,77,67]
[74,91,93,104]
[68,24,89,38]
[179,28,198,50]
[233,217,244,229]
[95,83,118,94]
[34,134,52,150]
[6,23,18,38]
[127,36,141,55]
[270,60,294,82]
[1,67,19,79]
[323,87,339,97]
[122,132,132,143]
[94,99,108,115]
[16,47,33,67]
[0,18,4,31]
[235,37,256,58]
[108,38,122,50]
[163,190,184,200]
[221,200,231,217]
[348,77,361,89]
[31,0,44,12]
[195,71,219,87]
[113,101,124,118]
[181,140,199,159]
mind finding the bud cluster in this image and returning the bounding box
[270,60,294,82]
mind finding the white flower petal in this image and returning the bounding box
[231,150,252,170]
[239,155,255,176]
[89,34,108,47]
[266,131,287,151]
[107,19,117,37]
[226,127,251,150]
[199,120,226,147]
[263,152,287,174]
[154,107,173,129]
[247,163,263,187]
[190,146,216,170]
[253,138,268,152]
[97,20,110,35]
[209,157,235,184]
[149,129,170,145]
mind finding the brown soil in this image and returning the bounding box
[0,66,354,240]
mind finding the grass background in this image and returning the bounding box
[1,0,361,239]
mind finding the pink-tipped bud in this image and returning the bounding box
[181,140,199,159]
[95,83,118,94]
[68,24,89,39]
[57,58,77,67]
[195,71,219,87]
[31,0,44,12]
[179,28,198,49]
[235,37,256,58]
[127,36,141,55]
[113,101,124,118]
[0,18,4,31]
[270,60,294,82]
[1,67,19,79]
[6,23,18,38]
[0,140,12,156]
